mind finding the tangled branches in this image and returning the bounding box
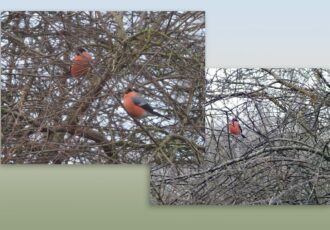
[150,68,330,205]
[1,11,205,164]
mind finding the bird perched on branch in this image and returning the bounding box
[123,88,170,120]
[70,48,93,77]
[228,118,246,138]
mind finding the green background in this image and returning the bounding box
[0,166,328,229]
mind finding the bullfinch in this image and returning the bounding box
[70,48,93,77]
[123,88,170,120]
[228,118,246,138]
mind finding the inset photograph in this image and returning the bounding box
[150,68,330,205]
[1,11,205,164]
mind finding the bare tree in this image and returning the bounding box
[150,68,330,205]
[1,11,205,164]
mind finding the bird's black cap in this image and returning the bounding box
[76,47,86,55]
[124,88,139,94]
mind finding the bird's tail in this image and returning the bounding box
[241,134,246,138]
[150,111,170,120]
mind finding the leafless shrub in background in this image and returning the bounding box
[1,11,205,164]
[150,68,330,205]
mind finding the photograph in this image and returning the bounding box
[150,68,330,205]
[1,1,330,230]
[1,11,205,164]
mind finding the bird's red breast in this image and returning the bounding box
[229,121,241,135]
[123,91,146,118]
[70,51,93,77]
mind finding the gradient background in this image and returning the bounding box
[1,0,330,229]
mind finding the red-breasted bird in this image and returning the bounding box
[123,88,170,120]
[70,48,93,77]
[228,118,246,138]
